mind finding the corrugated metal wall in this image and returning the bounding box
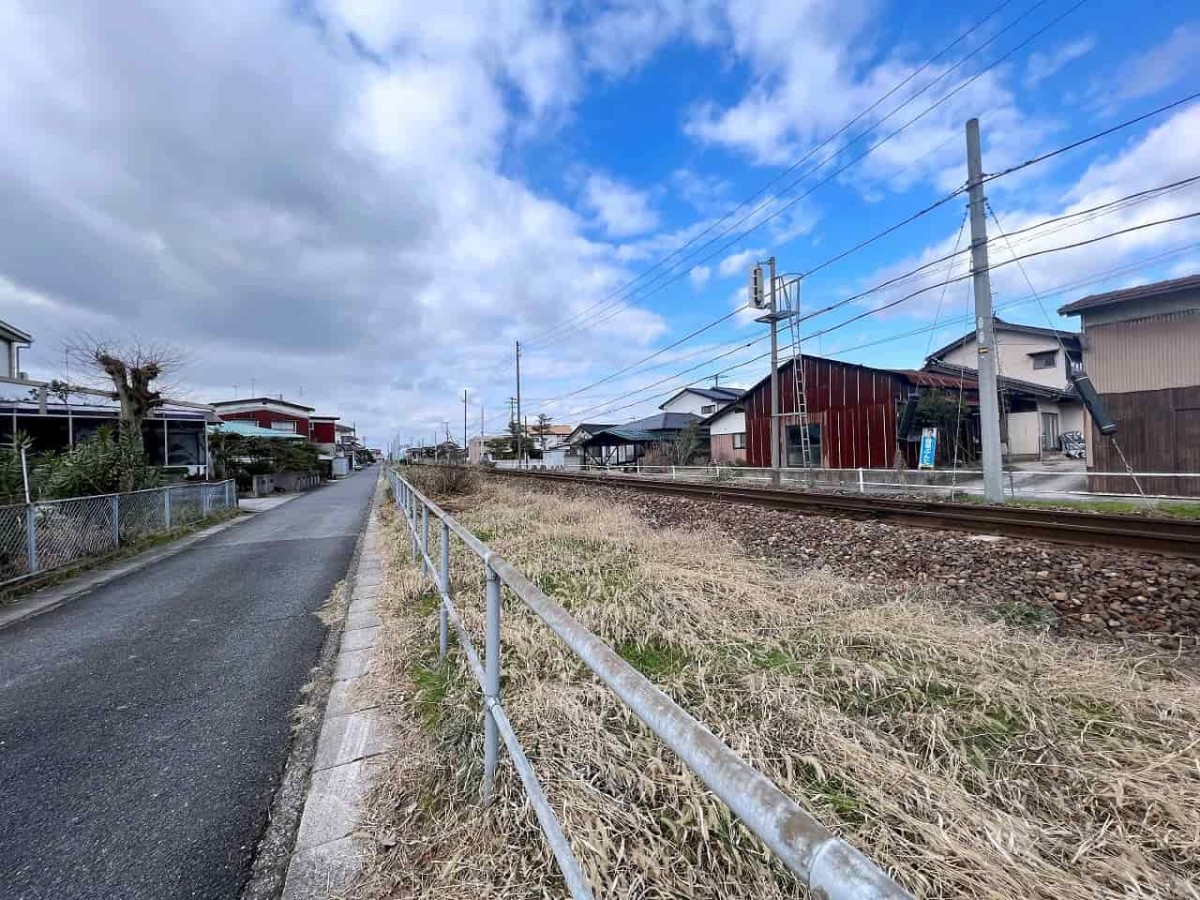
[745,358,903,468]
[1086,309,1200,394]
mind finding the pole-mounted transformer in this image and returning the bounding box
[1069,371,1117,435]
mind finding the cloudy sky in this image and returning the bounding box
[2,0,1198,449]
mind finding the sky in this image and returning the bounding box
[2,0,1198,451]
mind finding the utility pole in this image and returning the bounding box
[515,341,523,470]
[966,118,1005,503]
[753,257,783,484]
[462,389,468,460]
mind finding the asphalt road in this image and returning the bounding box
[0,471,377,900]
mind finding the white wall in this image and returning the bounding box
[1,338,14,378]
[661,391,724,417]
[942,326,1072,389]
[708,409,745,436]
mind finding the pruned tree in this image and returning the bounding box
[66,338,185,488]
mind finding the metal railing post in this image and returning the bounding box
[112,494,121,547]
[410,494,419,562]
[202,484,211,518]
[483,563,502,802]
[858,468,865,493]
[421,505,430,576]
[25,504,38,575]
[164,487,172,529]
[439,521,451,661]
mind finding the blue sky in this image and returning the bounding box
[2,0,1198,447]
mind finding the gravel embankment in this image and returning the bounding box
[534,482,1200,646]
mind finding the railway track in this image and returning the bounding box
[491,469,1200,558]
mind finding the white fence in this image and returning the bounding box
[0,480,237,586]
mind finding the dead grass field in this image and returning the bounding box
[353,475,1200,899]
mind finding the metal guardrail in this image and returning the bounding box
[0,480,237,586]
[386,467,912,899]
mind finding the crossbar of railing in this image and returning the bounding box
[386,468,911,900]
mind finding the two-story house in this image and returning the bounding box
[1059,273,1200,496]
[925,319,1084,459]
[1,319,32,380]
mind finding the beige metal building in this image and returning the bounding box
[1059,273,1200,496]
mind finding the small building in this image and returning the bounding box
[578,412,703,467]
[925,318,1085,458]
[658,386,743,418]
[703,403,746,464]
[211,397,315,436]
[1,320,32,379]
[1059,273,1200,496]
[565,423,615,448]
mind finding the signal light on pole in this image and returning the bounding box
[749,265,766,309]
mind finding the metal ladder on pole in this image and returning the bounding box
[781,277,814,471]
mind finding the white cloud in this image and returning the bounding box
[689,265,713,289]
[847,104,1200,330]
[1091,24,1200,111]
[582,173,660,238]
[718,248,764,278]
[1024,37,1095,88]
[0,0,667,448]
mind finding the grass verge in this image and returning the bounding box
[353,478,1200,899]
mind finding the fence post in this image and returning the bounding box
[112,494,121,547]
[25,504,38,575]
[421,505,429,576]
[483,563,501,802]
[202,484,211,519]
[410,494,419,563]
[671,465,676,480]
[858,468,865,494]
[164,487,172,529]
[439,521,451,661]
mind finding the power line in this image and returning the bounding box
[559,213,1200,422]
[529,0,1090,347]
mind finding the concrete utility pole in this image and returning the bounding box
[462,389,468,459]
[515,341,523,470]
[966,118,1005,503]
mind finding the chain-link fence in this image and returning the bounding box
[0,480,237,586]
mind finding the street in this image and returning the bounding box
[0,472,377,900]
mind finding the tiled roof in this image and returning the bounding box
[1058,273,1200,315]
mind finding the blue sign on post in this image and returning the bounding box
[918,427,937,469]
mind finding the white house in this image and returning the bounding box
[702,403,746,464]
[1,319,32,380]
[926,319,1085,459]
[658,386,743,418]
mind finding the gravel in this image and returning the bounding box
[530,482,1200,649]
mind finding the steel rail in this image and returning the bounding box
[387,468,913,899]
[489,469,1200,557]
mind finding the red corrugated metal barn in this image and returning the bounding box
[743,356,975,468]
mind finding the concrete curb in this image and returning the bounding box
[280,506,391,900]
[0,513,250,632]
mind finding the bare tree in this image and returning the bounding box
[66,337,185,457]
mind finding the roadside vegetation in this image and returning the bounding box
[357,474,1200,899]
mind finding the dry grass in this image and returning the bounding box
[353,479,1200,899]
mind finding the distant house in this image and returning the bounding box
[703,402,746,464]
[565,422,615,449]
[658,386,743,418]
[1,320,32,379]
[1059,273,1200,496]
[925,319,1084,458]
[212,397,315,436]
[578,412,703,467]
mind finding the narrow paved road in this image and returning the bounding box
[0,471,377,900]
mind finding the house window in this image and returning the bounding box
[1067,356,1082,376]
[1041,412,1060,452]
[1031,350,1057,370]
[786,424,821,467]
[700,404,717,414]
[732,432,746,449]
[270,420,297,432]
